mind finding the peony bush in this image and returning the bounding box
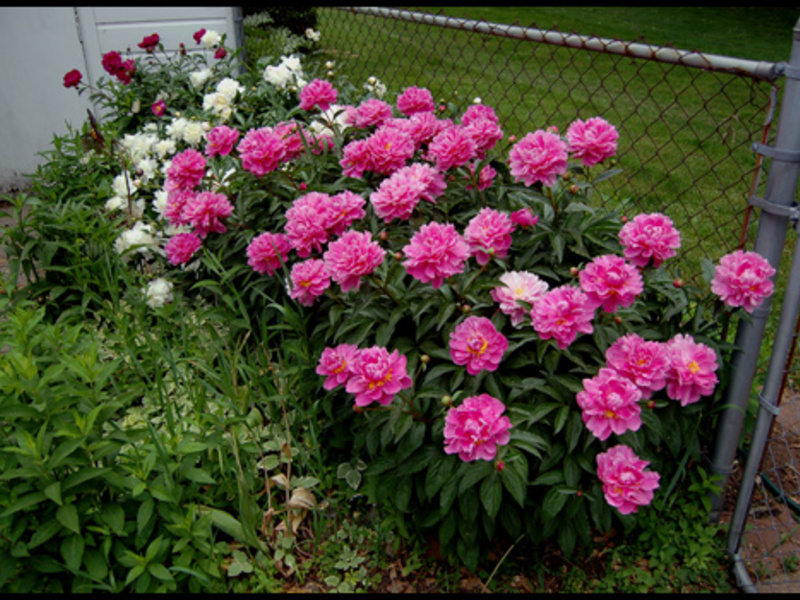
[51,29,778,571]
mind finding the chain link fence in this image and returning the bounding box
[316,7,785,282]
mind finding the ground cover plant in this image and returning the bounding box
[0,24,767,592]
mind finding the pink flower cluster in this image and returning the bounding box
[531,285,595,349]
[491,271,549,327]
[299,79,338,112]
[237,127,287,176]
[596,444,660,514]
[443,394,512,462]
[576,367,642,441]
[289,258,331,306]
[165,232,202,266]
[711,250,775,313]
[283,191,366,257]
[341,124,417,177]
[665,334,718,406]
[370,163,446,223]
[402,221,470,288]
[508,129,568,187]
[323,230,386,292]
[619,213,681,268]
[463,208,516,266]
[566,117,619,167]
[316,344,411,407]
[166,148,207,192]
[605,333,669,399]
[466,162,497,191]
[350,98,394,128]
[427,126,477,171]
[461,106,503,159]
[205,125,240,158]
[396,86,435,116]
[449,316,509,375]
[579,254,643,314]
[184,191,234,238]
[246,232,292,276]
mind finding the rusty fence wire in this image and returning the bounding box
[317,7,785,282]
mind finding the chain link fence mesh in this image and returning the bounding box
[314,7,784,283]
[244,7,799,592]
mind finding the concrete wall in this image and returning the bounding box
[0,7,242,192]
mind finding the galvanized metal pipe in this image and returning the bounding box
[709,16,800,522]
[334,7,782,81]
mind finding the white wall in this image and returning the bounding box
[0,7,242,192]
[0,8,91,191]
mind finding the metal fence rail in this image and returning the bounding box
[318,7,782,280]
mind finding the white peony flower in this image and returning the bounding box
[189,68,213,88]
[203,92,233,121]
[114,221,162,259]
[152,190,169,217]
[216,77,244,101]
[182,121,205,146]
[143,278,174,309]
[305,28,320,42]
[154,138,177,159]
[166,117,189,141]
[200,30,221,49]
[113,172,138,198]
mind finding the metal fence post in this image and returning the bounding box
[709,17,800,521]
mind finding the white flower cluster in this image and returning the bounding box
[305,28,321,42]
[363,76,387,100]
[189,67,213,89]
[113,221,164,260]
[166,116,210,147]
[202,77,244,121]
[263,55,307,91]
[143,277,174,308]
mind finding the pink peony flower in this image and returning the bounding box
[566,117,619,167]
[289,258,331,306]
[461,104,499,127]
[510,208,539,228]
[402,221,470,288]
[443,394,512,462]
[138,33,160,52]
[352,98,394,128]
[345,346,412,407]
[605,333,669,399]
[246,231,292,276]
[274,121,307,161]
[466,162,497,191]
[579,254,644,314]
[508,129,568,187]
[299,78,338,112]
[490,271,549,327]
[205,125,240,157]
[323,230,386,292]
[596,444,660,515]
[101,51,122,76]
[163,189,196,227]
[284,193,331,257]
[463,118,503,158]
[397,163,447,203]
[449,316,509,375]
[665,334,719,406]
[183,191,234,238]
[151,99,167,117]
[340,139,371,179]
[396,86,435,116]
[463,208,516,266]
[710,250,776,313]
[370,168,428,223]
[618,213,681,268]
[324,191,366,236]
[531,285,595,349]
[165,232,202,265]
[427,126,477,171]
[166,148,206,192]
[576,367,643,441]
[316,344,360,391]
[367,125,416,175]
[237,127,287,177]
[63,69,82,88]
[404,112,452,149]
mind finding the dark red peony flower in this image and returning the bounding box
[137,33,160,52]
[63,69,82,88]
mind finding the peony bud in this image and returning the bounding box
[394,252,403,261]
[673,278,684,288]
[379,231,388,242]
[569,266,580,277]
[620,215,628,224]
[461,304,471,314]
[508,135,517,143]
[441,395,452,407]
[473,97,482,104]
[299,182,307,191]
[614,316,622,325]
[569,184,579,194]
[420,354,430,364]
[495,460,505,472]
